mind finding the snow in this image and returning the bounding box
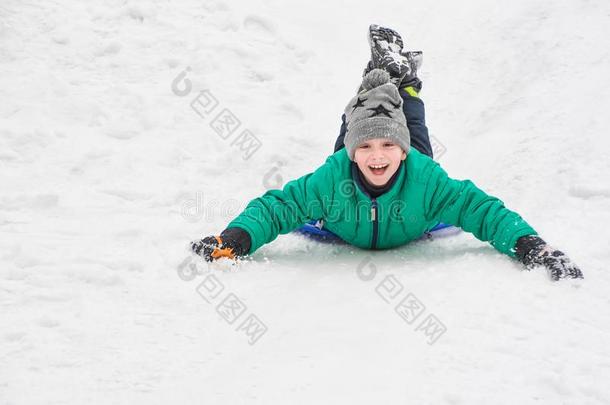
[1,0,610,403]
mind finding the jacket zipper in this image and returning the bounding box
[371,198,379,249]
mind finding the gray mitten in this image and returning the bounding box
[515,235,584,281]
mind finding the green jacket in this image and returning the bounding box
[227,148,537,258]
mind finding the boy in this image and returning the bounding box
[191,25,583,281]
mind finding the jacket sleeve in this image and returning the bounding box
[225,160,335,255]
[422,160,538,257]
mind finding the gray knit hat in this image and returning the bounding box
[343,69,410,160]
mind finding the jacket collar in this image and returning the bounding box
[351,160,405,200]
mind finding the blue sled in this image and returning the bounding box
[293,219,458,243]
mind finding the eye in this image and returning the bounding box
[383,142,396,147]
[359,144,370,149]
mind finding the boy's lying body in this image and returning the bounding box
[192,25,583,281]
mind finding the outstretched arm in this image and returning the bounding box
[421,160,583,280]
[422,159,536,256]
[192,157,336,260]
[225,172,329,254]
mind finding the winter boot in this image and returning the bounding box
[361,24,423,93]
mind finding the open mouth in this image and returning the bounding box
[368,163,389,176]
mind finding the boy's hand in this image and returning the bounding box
[191,235,235,262]
[516,236,584,281]
[191,228,251,262]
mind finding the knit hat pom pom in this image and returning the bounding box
[361,68,391,91]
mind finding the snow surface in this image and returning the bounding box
[1,0,610,404]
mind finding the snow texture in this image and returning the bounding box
[1,0,610,404]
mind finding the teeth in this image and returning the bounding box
[370,164,388,169]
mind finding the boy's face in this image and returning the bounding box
[353,138,407,187]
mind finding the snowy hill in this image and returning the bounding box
[1,0,610,404]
